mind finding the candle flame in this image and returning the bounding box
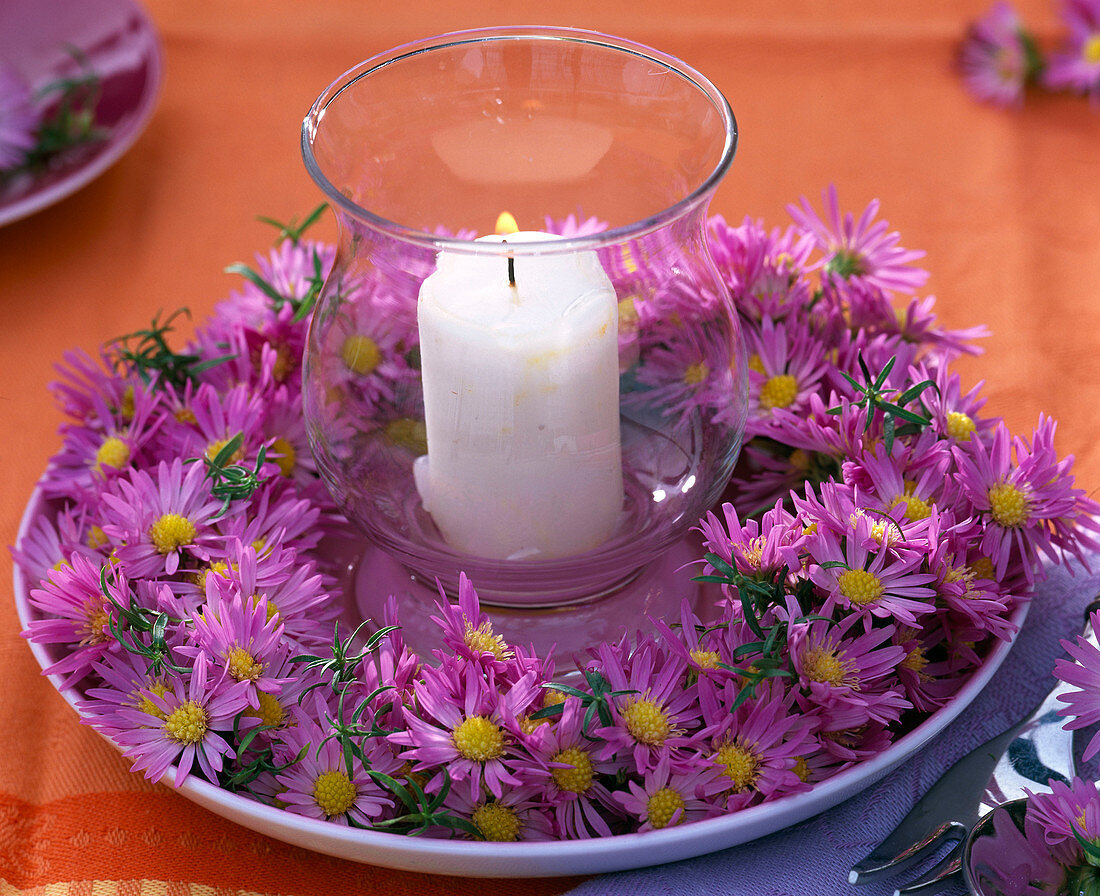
[495,211,520,235]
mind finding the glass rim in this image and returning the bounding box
[300,25,738,255]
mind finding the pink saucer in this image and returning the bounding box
[0,0,163,225]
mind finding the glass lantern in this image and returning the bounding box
[301,27,746,646]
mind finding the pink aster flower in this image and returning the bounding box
[968,803,1070,895]
[588,637,701,774]
[890,623,966,713]
[696,678,816,810]
[193,540,334,649]
[918,361,996,446]
[892,294,988,359]
[429,572,516,674]
[274,700,399,825]
[78,649,181,738]
[11,505,102,589]
[110,652,253,787]
[183,580,291,707]
[787,613,910,731]
[787,185,929,295]
[818,719,896,763]
[50,347,138,427]
[0,65,38,171]
[744,316,830,434]
[23,553,126,689]
[1044,0,1100,100]
[259,385,317,485]
[1053,609,1100,759]
[100,458,226,577]
[1026,775,1100,861]
[389,660,541,802]
[652,598,758,688]
[441,783,556,841]
[958,2,1043,107]
[41,387,164,503]
[510,697,623,839]
[545,214,605,238]
[209,479,326,557]
[697,499,805,580]
[613,753,725,832]
[801,488,938,627]
[842,432,951,523]
[161,382,267,468]
[706,215,815,322]
[923,517,1019,643]
[952,416,1100,584]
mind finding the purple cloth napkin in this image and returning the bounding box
[563,554,1100,896]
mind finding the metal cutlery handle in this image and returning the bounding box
[851,596,1100,889]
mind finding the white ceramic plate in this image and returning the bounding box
[13,486,1028,878]
[0,0,163,226]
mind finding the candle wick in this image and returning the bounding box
[502,239,516,288]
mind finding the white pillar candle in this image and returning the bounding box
[414,230,623,560]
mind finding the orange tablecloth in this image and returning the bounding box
[2,0,1099,892]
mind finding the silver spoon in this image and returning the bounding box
[962,796,1097,896]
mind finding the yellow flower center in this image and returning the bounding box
[150,513,196,555]
[618,296,640,330]
[712,740,761,791]
[837,568,885,606]
[802,646,854,686]
[175,406,197,424]
[747,353,766,375]
[205,438,243,464]
[550,747,594,794]
[463,620,511,660]
[86,525,108,549]
[248,690,286,728]
[136,681,171,720]
[118,387,135,421]
[247,593,280,623]
[969,557,996,581]
[946,411,976,441]
[792,756,811,783]
[683,361,709,386]
[988,482,1030,527]
[646,787,686,829]
[1084,34,1100,65]
[79,602,110,645]
[891,482,932,521]
[164,700,208,744]
[312,770,357,817]
[901,646,929,674]
[270,437,296,477]
[759,373,799,410]
[619,244,640,274]
[622,698,671,745]
[452,715,505,761]
[738,534,766,569]
[226,646,264,682]
[341,334,381,375]
[543,688,567,709]
[869,520,890,545]
[789,449,811,472]
[690,648,722,670]
[269,343,294,384]
[471,803,522,842]
[519,714,550,735]
[95,436,130,472]
[384,418,428,454]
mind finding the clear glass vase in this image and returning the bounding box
[301,26,746,616]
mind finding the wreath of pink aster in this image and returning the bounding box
[13,189,1100,843]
